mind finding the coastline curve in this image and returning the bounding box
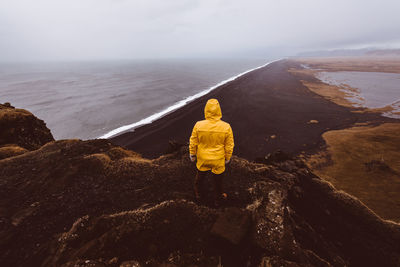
[98,58,282,139]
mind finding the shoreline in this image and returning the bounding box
[289,58,400,119]
[99,59,282,139]
[110,59,394,160]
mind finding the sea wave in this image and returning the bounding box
[98,59,282,139]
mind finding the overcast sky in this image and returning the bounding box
[1,0,399,61]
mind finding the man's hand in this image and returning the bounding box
[190,155,196,162]
[225,159,230,164]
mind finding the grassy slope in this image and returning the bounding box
[308,123,400,221]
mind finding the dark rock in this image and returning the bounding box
[165,140,187,155]
[60,259,108,267]
[43,200,218,267]
[211,207,251,244]
[119,260,141,267]
[256,150,293,165]
[277,161,298,173]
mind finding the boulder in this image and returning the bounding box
[211,207,251,244]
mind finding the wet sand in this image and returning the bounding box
[110,59,393,160]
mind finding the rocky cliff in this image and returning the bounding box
[0,104,399,267]
[0,103,54,160]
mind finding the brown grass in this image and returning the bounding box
[300,79,358,108]
[306,123,400,221]
[288,67,364,110]
[0,145,28,160]
[0,108,32,121]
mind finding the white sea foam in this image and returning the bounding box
[99,59,281,139]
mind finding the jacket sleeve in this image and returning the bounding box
[224,125,234,160]
[189,123,199,156]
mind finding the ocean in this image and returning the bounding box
[0,58,269,139]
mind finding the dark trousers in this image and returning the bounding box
[194,170,223,201]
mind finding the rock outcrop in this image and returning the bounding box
[1,106,400,267]
[0,103,54,152]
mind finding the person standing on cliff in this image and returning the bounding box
[189,98,234,207]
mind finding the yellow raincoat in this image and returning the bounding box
[189,99,234,174]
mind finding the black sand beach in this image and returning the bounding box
[110,59,391,160]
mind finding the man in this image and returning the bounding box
[189,98,234,206]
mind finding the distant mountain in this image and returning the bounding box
[297,48,400,57]
[365,49,400,56]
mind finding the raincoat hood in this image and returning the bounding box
[204,99,222,121]
[190,98,234,173]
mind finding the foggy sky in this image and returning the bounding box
[1,0,400,61]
